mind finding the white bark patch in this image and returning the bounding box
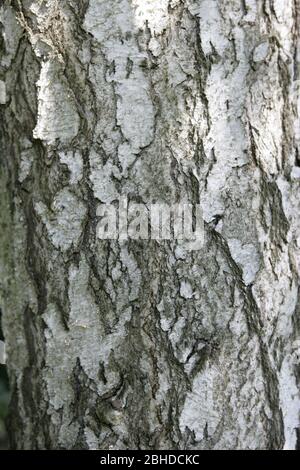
[227,239,260,285]
[0,80,6,104]
[84,427,99,450]
[43,258,132,447]
[180,280,194,299]
[195,0,227,55]
[89,149,120,203]
[291,167,300,179]
[84,0,133,42]
[253,42,269,62]
[33,60,80,144]
[84,0,155,163]
[169,316,187,362]
[180,365,223,441]
[248,72,284,176]
[42,302,81,447]
[35,189,86,251]
[59,151,83,185]
[241,0,257,24]
[115,72,155,150]
[118,142,137,173]
[200,18,250,222]
[279,353,300,450]
[272,0,295,53]
[132,0,169,35]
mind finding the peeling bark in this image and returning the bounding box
[0,0,299,450]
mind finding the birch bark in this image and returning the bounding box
[0,0,299,449]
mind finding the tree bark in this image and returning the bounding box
[0,0,299,450]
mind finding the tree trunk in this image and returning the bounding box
[0,0,299,450]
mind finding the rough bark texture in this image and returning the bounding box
[0,0,299,450]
